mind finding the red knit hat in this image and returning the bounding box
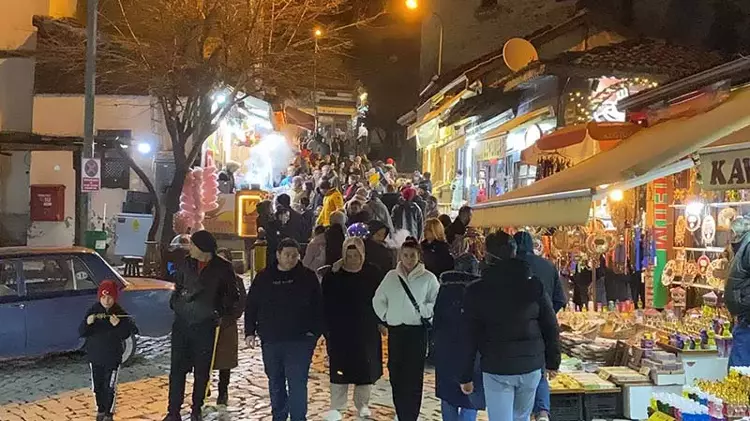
[386,158,395,165]
[98,280,119,301]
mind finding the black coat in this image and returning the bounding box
[324,225,346,266]
[322,263,383,385]
[392,200,424,240]
[421,240,455,279]
[170,256,237,325]
[365,238,397,273]
[245,263,324,344]
[380,193,400,213]
[79,303,138,368]
[515,232,567,312]
[461,259,561,382]
[434,271,485,409]
[445,220,467,246]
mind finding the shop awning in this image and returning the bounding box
[520,122,642,165]
[283,106,315,131]
[481,106,554,139]
[471,86,750,228]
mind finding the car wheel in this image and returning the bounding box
[122,333,138,365]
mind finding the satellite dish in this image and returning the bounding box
[503,38,539,72]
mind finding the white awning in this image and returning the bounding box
[472,86,750,228]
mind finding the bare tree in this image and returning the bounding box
[37,0,382,248]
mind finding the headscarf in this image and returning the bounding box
[332,236,366,273]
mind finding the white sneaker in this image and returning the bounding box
[324,410,342,421]
[358,407,372,419]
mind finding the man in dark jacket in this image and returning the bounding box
[460,232,560,421]
[513,231,566,421]
[80,281,138,421]
[245,238,324,421]
[164,230,238,421]
[727,217,750,367]
[277,193,306,243]
[446,206,472,246]
[391,187,424,240]
[365,220,397,272]
[380,184,401,214]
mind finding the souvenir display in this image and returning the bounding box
[670,286,687,309]
[686,213,701,232]
[718,207,737,230]
[586,231,612,254]
[697,255,711,276]
[701,214,716,245]
[675,215,687,246]
[662,260,677,286]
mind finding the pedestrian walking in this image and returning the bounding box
[391,187,424,241]
[434,253,485,421]
[373,238,440,421]
[460,232,560,421]
[325,211,347,266]
[367,191,394,234]
[79,280,138,421]
[212,248,248,407]
[245,238,324,421]
[421,218,455,279]
[726,217,750,367]
[163,230,240,421]
[322,237,384,421]
[302,225,327,272]
[513,231,567,421]
[445,206,472,247]
[317,180,345,227]
[365,220,397,272]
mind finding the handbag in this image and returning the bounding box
[398,275,432,329]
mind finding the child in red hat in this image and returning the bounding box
[79,280,137,421]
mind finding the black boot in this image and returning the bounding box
[161,414,181,421]
[190,410,204,421]
[96,413,106,421]
[217,392,228,406]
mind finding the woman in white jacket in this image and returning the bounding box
[373,237,440,421]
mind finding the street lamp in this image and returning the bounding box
[313,28,323,136]
[405,0,444,76]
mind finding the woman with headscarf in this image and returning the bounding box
[373,238,440,421]
[325,211,347,266]
[322,237,384,421]
[422,218,455,280]
[433,241,485,421]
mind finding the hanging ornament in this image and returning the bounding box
[586,232,612,254]
[701,214,716,245]
[686,213,701,232]
[697,255,712,276]
[670,286,687,308]
[683,262,698,285]
[662,260,677,286]
[718,207,737,230]
[675,215,687,246]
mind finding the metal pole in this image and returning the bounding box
[313,38,318,138]
[83,0,98,158]
[436,13,443,76]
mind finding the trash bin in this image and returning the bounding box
[85,230,108,255]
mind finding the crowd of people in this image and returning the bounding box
[79,153,566,421]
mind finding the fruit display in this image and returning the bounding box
[549,373,584,391]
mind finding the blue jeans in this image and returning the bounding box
[729,323,750,368]
[261,336,318,421]
[441,400,478,421]
[533,369,550,414]
[483,370,542,421]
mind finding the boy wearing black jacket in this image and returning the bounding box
[245,238,324,421]
[79,280,137,421]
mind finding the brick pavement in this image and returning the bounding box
[0,332,473,421]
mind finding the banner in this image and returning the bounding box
[699,146,750,190]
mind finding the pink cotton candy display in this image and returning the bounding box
[175,165,220,233]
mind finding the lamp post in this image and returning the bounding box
[313,28,322,137]
[405,0,444,76]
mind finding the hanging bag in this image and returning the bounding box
[398,275,432,329]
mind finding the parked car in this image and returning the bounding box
[0,247,173,363]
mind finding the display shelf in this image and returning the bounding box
[672,246,726,253]
[671,201,750,208]
[669,281,724,292]
[656,342,718,355]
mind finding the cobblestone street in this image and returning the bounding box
[0,331,456,421]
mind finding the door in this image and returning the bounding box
[22,255,99,356]
[0,259,26,358]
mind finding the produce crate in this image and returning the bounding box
[550,393,584,421]
[583,390,623,420]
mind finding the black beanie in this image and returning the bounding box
[191,230,217,254]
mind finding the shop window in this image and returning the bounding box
[515,163,537,189]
